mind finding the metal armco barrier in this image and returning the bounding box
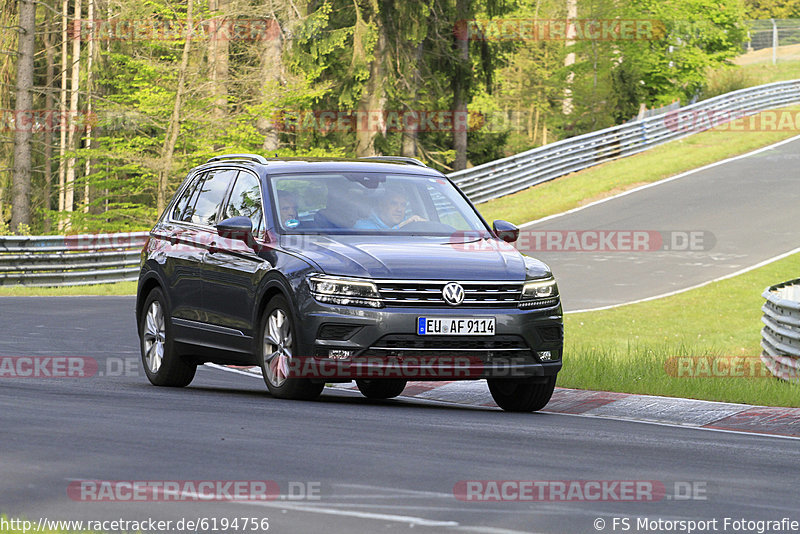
[0,232,149,287]
[448,79,800,204]
[4,80,800,287]
[761,278,800,382]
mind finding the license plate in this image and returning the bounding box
[417,317,495,336]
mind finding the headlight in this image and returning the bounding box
[521,277,558,299]
[308,275,383,308]
[520,277,559,309]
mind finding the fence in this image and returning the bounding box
[761,279,800,382]
[0,232,148,287]
[745,19,800,56]
[448,78,800,204]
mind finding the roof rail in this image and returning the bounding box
[359,156,427,167]
[206,153,269,165]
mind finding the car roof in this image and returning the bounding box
[193,157,447,179]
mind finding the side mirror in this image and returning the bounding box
[493,220,519,243]
[216,216,253,242]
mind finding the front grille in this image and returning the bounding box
[361,334,534,360]
[374,334,528,350]
[376,280,523,308]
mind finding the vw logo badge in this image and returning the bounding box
[442,282,465,306]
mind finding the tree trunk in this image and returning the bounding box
[11,0,36,231]
[208,0,229,148]
[0,1,18,226]
[44,1,56,232]
[354,6,387,158]
[562,0,577,115]
[157,0,195,214]
[257,16,283,153]
[401,43,423,158]
[83,0,94,215]
[64,0,82,231]
[452,0,470,171]
[58,0,68,222]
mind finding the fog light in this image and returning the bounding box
[328,349,353,360]
[538,351,552,361]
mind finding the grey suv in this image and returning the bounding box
[136,154,563,412]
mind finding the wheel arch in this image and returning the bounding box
[136,271,167,327]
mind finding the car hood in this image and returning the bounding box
[281,234,551,281]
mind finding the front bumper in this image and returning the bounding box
[292,300,563,381]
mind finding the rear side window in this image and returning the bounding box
[191,169,237,226]
[171,172,205,222]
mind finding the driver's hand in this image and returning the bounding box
[397,215,427,228]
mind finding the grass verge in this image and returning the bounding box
[560,252,800,407]
[477,106,800,225]
[0,281,137,297]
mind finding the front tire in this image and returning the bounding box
[258,296,324,401]
[488,376,556,412]
[139,288,197,387]
[356,379,407,399]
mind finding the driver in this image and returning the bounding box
[354,187,426,229]
[277,191,299,228]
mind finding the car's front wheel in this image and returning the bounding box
[487,376,556,412]
[139,288,197,387]
[356,379,407,399]
[258,296,324,401]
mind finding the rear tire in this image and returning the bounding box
[488,376,556,412]
[139,288,197,387]
[258,295,324,401]
[356,379,407,400]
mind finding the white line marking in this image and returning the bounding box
[334,483,454,499]
[204,363,262,377]
[236,499,460,527]
[519,133,800,229]
[567,245,800,313]
[546,410,800,441]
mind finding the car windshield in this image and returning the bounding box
[269,172,490,236]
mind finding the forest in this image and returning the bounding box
[1,0,778,233]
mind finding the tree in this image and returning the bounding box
[11,0,36,230]
[354,1,388,157]
[452,0,471,170]
[745,0,800,18]
[62,0,83,230]
[157,0,195,214]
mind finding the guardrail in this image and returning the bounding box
[0,232,149,287]
[4,79,800,287]
[761,278,800,382]
[448,79,800,204]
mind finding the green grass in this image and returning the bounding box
[559,252,800,407]
[477,106,800,226]
[0,281,137,297]
[703,59,800,98]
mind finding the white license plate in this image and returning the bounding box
[417,317,495,336]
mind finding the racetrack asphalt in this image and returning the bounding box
[519,135,800,311]
[2,296,799,533]
[3,136,800,533]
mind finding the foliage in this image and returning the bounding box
[0,0,760,234]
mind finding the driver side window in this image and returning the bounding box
[224,171,265,239]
